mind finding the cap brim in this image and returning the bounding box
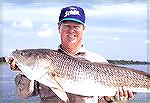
[59,18,84,25]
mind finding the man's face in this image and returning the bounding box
[58,21,85,49]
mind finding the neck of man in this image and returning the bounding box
[61,44,82,56]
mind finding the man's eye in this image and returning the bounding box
[74,26,80,29]
[64,25,70,28]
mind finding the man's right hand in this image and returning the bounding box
[7,56,17,70]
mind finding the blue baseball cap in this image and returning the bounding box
[59,6,85,25]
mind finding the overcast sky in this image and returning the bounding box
[1,0,150,61]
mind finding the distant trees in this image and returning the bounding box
[0,56,150,65]
[107,59,150,65]
[0,57,6,63]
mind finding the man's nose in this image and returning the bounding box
[68,27,75,32]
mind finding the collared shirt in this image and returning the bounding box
[57,45,108,63]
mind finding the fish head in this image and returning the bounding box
[12,49,34,65]
[12,49,52,69]
[12,49,35,58]
[11,49,53,80]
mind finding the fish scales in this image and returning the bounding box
[10,49,150,98]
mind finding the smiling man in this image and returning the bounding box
[58,21,85,55]
[9,5,135,103]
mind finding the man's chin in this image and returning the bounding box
[67,40,77,44]
[66,42,77,48]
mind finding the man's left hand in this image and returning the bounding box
[115,86,136,101]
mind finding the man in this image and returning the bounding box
[9,6,135,103]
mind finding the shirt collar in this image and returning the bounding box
[57,44,87,56]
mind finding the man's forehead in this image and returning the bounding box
[61,21,82,25]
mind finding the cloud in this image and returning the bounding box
[113,37,121,41]
[12,22,18,28]
[20,20,33,28]
[86,3,146,19]
[13,33,23,37]
[3,4,60,23]
[12,20,33,28]
[99,40,104,44]
[144,40,150,44]
[87,26,146,37]
[37,28,53,38]
[42,23,50,29]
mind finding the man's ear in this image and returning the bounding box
[58,23,61,33]
[83,25,86,30]
[58,26,60,30]
[58,23,60,29]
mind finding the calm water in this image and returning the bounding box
[0,63,150,103]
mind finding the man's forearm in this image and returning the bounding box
[15,74,35,98]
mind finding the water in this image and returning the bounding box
[0,63,150,103]
[0,63,41,103]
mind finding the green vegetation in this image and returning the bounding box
[0,57,149,65]
[107,59,150,65]
[0,57,6,63]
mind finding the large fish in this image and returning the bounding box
[6,49,150,102]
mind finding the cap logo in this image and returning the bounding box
[59,6,85,24]
[64,7,80,17]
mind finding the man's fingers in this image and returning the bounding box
[7,56,16,69]
[10,61,16,69]
[118,87,123,97]
[115,91,120,100]
[122,86,128,98]
[115,86,136,102]
[7,55,14,64]
[128,90,134,98]
[8,58,13,64]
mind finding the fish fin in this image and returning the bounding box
[37,71,69,102]
[51,87,69,102]
[29,80,35,93]
[49,71,69,102]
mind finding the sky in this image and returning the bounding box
[1,0,150,61]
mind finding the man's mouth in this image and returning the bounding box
[67,35,77,43]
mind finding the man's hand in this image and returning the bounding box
[115,86,136,101]
[7,56,18,70]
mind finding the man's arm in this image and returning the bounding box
[15,74,38,99]
[8,57,39,99]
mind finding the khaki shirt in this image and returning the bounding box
[15,46,114,103]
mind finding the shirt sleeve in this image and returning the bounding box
[15,73,38,98]
[85,51,108,63]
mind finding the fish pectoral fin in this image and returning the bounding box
[50,78,69,102]
[50,80,69,102]
[51,87,69,102]
[40,72,69,102]
[50,73,69,102]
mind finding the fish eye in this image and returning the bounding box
[20,52,25,55]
